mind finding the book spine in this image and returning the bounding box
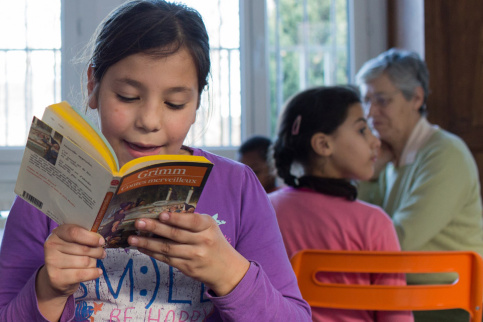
[91,192,114,232]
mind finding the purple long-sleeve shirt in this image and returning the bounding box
[0,148,311,321]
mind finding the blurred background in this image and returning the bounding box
[1,0,482,218]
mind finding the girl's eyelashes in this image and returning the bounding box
[117,94,138,102]
[359,126,367,135]
[115,94,186,110]
[165,102,185,110]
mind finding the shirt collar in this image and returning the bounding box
[399,117,438,166]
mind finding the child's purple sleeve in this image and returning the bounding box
[207,261,311,321]
[201,162,311,321]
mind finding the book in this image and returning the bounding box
[15,101,213,248]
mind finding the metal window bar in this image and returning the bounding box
[329,0,337,85]
[271,0,347,118]
[0,48,61,146]
[227,48,233,146]
[188,46,239,148]
[274,0,283,118]
[301,0,309,90]
[216,0,224,147]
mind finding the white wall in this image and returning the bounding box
[0,148,23,210]
[61,0,126,107]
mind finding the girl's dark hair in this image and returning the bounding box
[89,0,210,95]
[273,85,361,187]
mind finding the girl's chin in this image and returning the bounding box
[124,144,163,160]
[119,153,158,168]
[116,144,184,167]
[129,150,160,160]
[355,172,374,182]
[117,153,150,168]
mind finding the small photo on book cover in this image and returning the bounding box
[27,118,64,166]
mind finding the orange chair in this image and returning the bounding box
[291,250,483,321]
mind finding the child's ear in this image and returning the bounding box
[311,132,332,157]
[87,65,98,110]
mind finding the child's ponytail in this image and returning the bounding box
[272,138,298,187]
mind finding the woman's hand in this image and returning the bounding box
[36,224,106,321]
[371,141,395,180]
[128,212,250,296]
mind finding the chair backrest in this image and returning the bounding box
[291,250,483,321]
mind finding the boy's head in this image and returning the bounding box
[238,136,277,193]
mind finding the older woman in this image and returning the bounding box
[356,48,483,322]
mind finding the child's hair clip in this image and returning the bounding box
[291,115,302,135]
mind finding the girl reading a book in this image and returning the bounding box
[269,86,413,321]
[0,1,311,321]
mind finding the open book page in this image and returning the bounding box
[15,117,114,228]
[94,161,213,248]
[42,101,119,173]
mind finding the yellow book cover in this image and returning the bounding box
[15,102,213,248]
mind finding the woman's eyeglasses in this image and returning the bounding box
[362,90,400,110]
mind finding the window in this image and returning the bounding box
[0,0,61,147]
[183,0,242,148]
[0,0,387,210]
[267,0,349,135]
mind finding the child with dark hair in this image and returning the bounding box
[238,135,279,193]
[0,1,310,321]
[44,143,60,165]
[269,85,413,322]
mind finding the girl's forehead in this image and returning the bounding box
[102,48,199,90]
[341,103,364,125]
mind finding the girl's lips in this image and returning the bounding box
[124,141,162,158]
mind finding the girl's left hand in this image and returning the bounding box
[127,212,250,296]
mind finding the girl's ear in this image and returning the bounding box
[87,65,98,110]
[311,132,332,157]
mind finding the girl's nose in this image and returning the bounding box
[136,102,162,132]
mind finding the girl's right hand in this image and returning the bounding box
[36,224,106,321]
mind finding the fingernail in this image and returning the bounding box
[98,268,103,276]
[137,220,146,228]
[99,237,105,246]
[102,250,107,259]
[160,212,170,221]
[130,236,139,245]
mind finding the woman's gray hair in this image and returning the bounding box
[355,48,430,115]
